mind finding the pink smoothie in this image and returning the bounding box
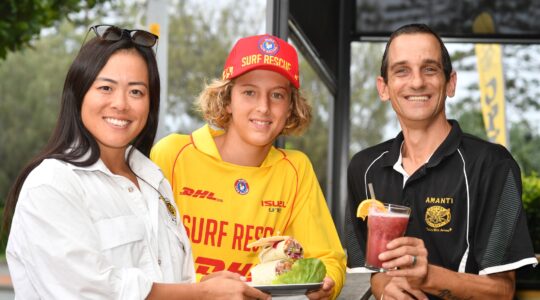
[365,213,409,270]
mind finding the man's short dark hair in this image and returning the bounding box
[380,23,453,83]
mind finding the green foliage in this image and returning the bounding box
[0,22,80,206]
[522,173,540,212]
[285,57,331,190]
[451,103,540,176]
[0,0,134,259]
[166,0,264,131]
[0,0,137,205]
[348,42,389,153]
[287,43,389,191]
[509,121,540,175]
[453,97,488,140]
[502,45,540,112]
[448,44,540,176]
[0,0,108,59]
[450,43,540,119]
[522,173,540,252]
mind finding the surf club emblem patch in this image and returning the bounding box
[425,205,452,232]
[258,36,280,56]
[234,179,249,195]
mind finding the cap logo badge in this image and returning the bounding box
[234,179,249,195]
[258,37,280,56]
[223,66,234,80]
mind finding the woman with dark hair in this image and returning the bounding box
[3,25,268,300]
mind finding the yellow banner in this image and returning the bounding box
[149,23,160,36]
[475,44,507,147]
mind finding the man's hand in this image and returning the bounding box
[380,277,428,300]
[379,236,429,289]
[374,237,517,299]
[306,276,334,300]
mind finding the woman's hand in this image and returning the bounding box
[200,270,244,282]
[199,271,270,300]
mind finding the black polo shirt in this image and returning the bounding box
[346,120,536,277]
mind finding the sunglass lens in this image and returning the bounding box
[131,31,157,47]
[96,25,122,41]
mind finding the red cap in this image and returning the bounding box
[222,34,300,88]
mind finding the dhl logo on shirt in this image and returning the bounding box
[195,256,254,278]
[180,187,223,202]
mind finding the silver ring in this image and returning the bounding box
[411,255,417,266]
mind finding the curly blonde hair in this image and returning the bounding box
[196,78,312,135]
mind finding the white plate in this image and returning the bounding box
[248,282,323,296]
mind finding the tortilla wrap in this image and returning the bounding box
[246,235,290,248]
[258,237,304,262]
[250,259,294,284]
[247,236,304,262]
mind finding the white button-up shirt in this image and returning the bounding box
[7,148,195,299]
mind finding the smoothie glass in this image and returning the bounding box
[365,203,410,272]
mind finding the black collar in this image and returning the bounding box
[381,120,463,169]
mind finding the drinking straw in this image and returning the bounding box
[368,183,376,199]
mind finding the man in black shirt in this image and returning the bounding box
[346,23,537,299]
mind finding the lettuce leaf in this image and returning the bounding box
[272,258,326,284]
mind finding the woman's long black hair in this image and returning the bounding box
[2,35,161,231]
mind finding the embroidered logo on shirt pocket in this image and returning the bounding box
[95,215,145,250]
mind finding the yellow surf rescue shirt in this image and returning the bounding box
[151,125,346,298]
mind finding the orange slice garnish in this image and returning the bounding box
[356,199,385,220]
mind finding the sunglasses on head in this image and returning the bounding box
[89,25,159,48]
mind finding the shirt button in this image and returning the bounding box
[128,187,134,193]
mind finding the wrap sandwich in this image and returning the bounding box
[247,236,326,285]
[257,236,304,262]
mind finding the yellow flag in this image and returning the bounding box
[473,12,507,147]
[149,23,160,37]
[475,44,507,147]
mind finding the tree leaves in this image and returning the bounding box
[0,22,78,205]
[0,0,108,59]
[166,0,264,131]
